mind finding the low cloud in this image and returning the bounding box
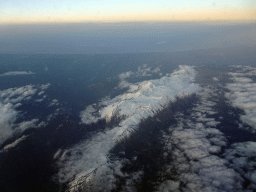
[0,83,58,149]
[0,71,35,76]
[157,87,243,191]
[117,64,163,89]
[3,135,28,151]
[119,71,133,79]
[224,142,256,190]
[226,66,256,132]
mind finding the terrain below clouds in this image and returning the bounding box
[1,52,256,192]
[55,64,256,192]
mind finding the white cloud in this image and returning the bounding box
[213,77,219,81]
[3,135,28,151]
[158,180,180,192]
[119,71,133,79]
[0,103,19,145]
[157,87,244,192]
[38,91,44,96]
[152,66,161,73]
[118,64,162,82]
[0,83,55,148]
[224,142,256,190]
[18,119,39,132]
[137,64,152,77]
[48,99,59,107]
[36,95,47,102]
[0,71,35,76]
[80,105,100,124]
[0,102,41,146]
[40,83,51,90]
[0,85,37,104]
[117,80,131,89]
[226,66,256,132]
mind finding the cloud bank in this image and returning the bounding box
[158,87,243,192]
[226,66,256,132]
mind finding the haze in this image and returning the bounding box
[1,0,255,54]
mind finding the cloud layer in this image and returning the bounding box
[226,66,256,132]
[55,65,200,190]
[158,87,243,192]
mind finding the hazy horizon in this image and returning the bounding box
[1,21,256,54]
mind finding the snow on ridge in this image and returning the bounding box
[226,66,256,132]
[82,65,199,126]
[56,65,200,190]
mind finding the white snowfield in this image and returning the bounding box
[56,65,201,188]
[82,65,199,126]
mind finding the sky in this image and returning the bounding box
[1,0,256,23]
[0,0,256,54]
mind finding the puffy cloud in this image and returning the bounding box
[48,99,59,107]
[0,85,37,104]
[80,105,100,124]
[226,66,256,132]
[117,80,131,89]
[119,64,162,81]
[0,83,56,149]
[213,77,219,81]
[137,64,152,77]
[157,87,244,192]
[119,71,133,79]
[224,142,256,190]
[0,102,40,146]
[40,83,51,90]
[117,64,163,90]
[0,103,19,145]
